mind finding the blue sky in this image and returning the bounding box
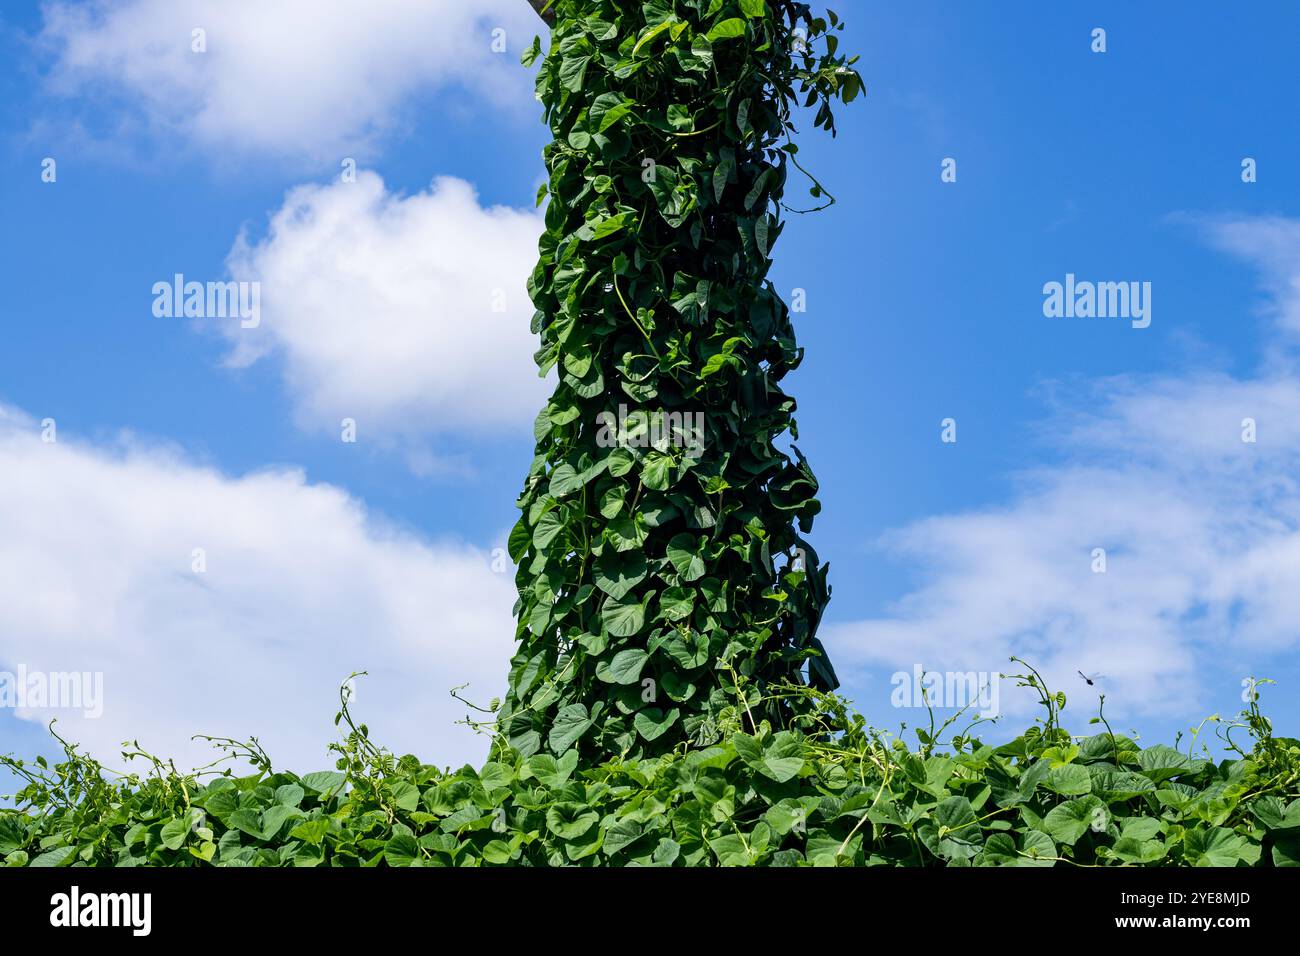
[3,0,1300,779]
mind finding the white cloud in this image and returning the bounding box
[825,217,1300,718]
[37,0,540,161]
[221,171,546,442]
[1198,215,1300,341]
[0,405,517,771]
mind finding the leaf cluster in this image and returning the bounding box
[5,674,1297,867]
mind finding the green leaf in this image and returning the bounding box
[160,817,191,851]
[659,586,695,621]
[594,550,647,600]
[634,707,680,741]
[919,810,981,863]
[1044,764,1092,796]
[934,795,977,833]
[559,55,591,92]
[1090,770,1156,801]
[549,463,583,497]
[651,838,681,866]
[1120,817,1163,842]
[713,154,734,203]
[1183,827,1247,867]
[597,648,649,685]
[640,451,675,491]
[388,780,420,813]
[228,809,264,840]
[602,596,647,637]
[667,104,693,133]
[189,840,217,863]
[548,704,592,754]
[603,819,645,856]
[1017,830,1057,866]
[1252,795,1300,831]
[260,805,302,841]
[607,447,636,477]
[564,824,605,861]
[529,748,579,788]
[666,534,706,582]
[289,819,331,846]
[589,92,633,132]
[591,213,631,240]
[1110,837,1168,865]
[980,832,1017,866]
[982,829,1055,867]
[745,168,772,211]
[662,629,709,668]
[478,761,515,792]
[755,214,774,258]
[546,803,600,839]
[385,833,421,867]
[1137,744,1190,783]
[521,35,542,67]
[300,771,346,797]
[1043,796,1107,846]
[710,823,771,866]
[274,783,305,807]
[532,509,566,549]
[30,846,76,868]
[1273,834,1300,867]
[598,485,625,519]
[707,18,747,41]
[633,19,676,56]
[759,732,806,783]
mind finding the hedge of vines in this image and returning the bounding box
[499,0,862,764]
[5,673,1299,866]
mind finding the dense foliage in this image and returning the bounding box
[499,0,862,760]
[6,3,1297,870]
[4,671,1299,867]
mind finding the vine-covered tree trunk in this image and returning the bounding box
[498,0,860,762]
[526,0,556,25]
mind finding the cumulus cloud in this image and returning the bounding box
[37,0,539,161]
[221,171,546,442]
[0,405,517,771]
[825,217,1300,718]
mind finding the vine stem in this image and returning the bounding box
[613,273,660,359]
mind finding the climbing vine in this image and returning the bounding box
[498,0,863,762]
[6,2,1300,874]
